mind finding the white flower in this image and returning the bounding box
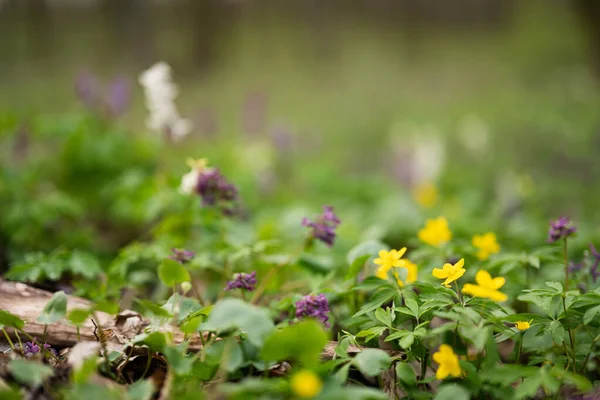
[179,169,200,195]
[139,62,192,142]
[179,158,210,195]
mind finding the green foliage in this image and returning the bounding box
[8,359,54,387]
[261,320,328,367]
[37,290,68,325]
[158,259,191,287]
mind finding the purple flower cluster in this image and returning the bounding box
[295,294,330,328]
[547,217,576,243]
[24,338,56,357]
[302,206,341,247]
[225,271,257,292]
[169,248,195,264]
[75,70,131,119]
[589,244,600,283]
[196,169,239,215]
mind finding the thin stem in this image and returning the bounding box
[562,297,576,373]
[516,333,524,364]
[14,330,23,350]
[76,326,81,341]
[563,238,569,291]
[142,347,153,378]
[420,348,429,389]
[2,328,14,350]
[579,335,599,374]
[454,281,463,306]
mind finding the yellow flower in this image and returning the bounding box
[432,258,465,288]
[418,216,452,247]
[472,232,500,261]
[392,260,418,287]
[462,270,507,302]
[432,344,463,380]
[374,248,407,280]
[290,370,323,398]
[515,320,533,331]
[413,182,438,208]
[186,157,209,172]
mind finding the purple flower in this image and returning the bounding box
[23,338,56,357]
[106,76,131,118]
[75,70,100,110]
[169,248,195,264]
[547,217,576,243]
[196,168,238,215]
[295,294,330,328]
[589,243,600,283]
[225,271,257,292]
[302,206,341,247]
[568,261,585,274]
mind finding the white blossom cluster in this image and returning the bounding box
[139,62,192,142]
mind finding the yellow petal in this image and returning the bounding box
[475,270,493,287]
[432,268,449,279]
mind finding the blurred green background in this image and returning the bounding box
[2,0,600,266]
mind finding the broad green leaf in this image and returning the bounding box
[583,305,600,325]
[8,359,53,387]
[375,308,393,327]
[135,299,173,318]
[132,331,167,353]
[435,384,470,400]
[545,281,563,293]
[68,308,92,326]
[127,380,155,400]
[396,362,416,387]
[405,298,419,318]
[37,291,67,325]
[163,345,193,375]
[346,240,388,279]
[201,299,274,347]
[0,310,25,329]
[69,250,102,279]
[353,288,396,317]
[548,320,565,345]
[158,258,190,286]
[352,349,391,377]
[261,320,327,367]
[399,333,415,349]
[384,330,410,342]
[514,376,542,399]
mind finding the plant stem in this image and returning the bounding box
[515,333,523,364]
[563,238,569,291]
[142,347,153,378]
[92,313,113,378]
[454,281,463,306]
[14,330,23,350]
[2,328,14,350]
[562,297,576,373]
[420,348,429,389]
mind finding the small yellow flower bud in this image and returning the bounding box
[181,281,192,294]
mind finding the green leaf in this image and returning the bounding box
[435,384,470,400]
[549,320,565,345]
[261,320,327,367]
[127,379,155,400]
[135,299,173,318]
[132,331,167,353]
[69,250,102,279]
[8,359,53,387]
[399,333,415,349]
[353,349,391,377]
[346,254,372,280]
[527,256,541,269]
[335,362,351,383]
[384,330,410,342]
[0,310,25,329]
[163,345,193,375]
[405,298,419,318]
[583,304,600,325]
[545,281,563,293]
[201,299,274,347]
[375,308,393,327]
[514,376,542,399]
[72,357,98,384]
[353,288,396,317]
[396,362,416,387]
[37,291,67,324]
[158,258,190,287]
[68,308,92,326]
